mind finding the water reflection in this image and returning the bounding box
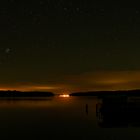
[1,96,140,139]
[0,97,54,108]
[96,95,140,128]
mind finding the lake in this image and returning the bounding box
[0,96,140,140]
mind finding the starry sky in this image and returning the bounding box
[1,1,140,93]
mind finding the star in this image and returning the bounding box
[29,11,33,15]
[64,8,68,11]
[76,8,80,11]
[136,10,139,14]
[5,48,11,54]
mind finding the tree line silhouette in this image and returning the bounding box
[0,90,54,98]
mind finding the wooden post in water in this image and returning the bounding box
[86,104,88,115]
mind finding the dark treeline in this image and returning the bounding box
[70,90,140,97]
[0,90,54,98]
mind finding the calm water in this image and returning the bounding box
[0,96,140,140]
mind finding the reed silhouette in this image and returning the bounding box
[96,95,140,128]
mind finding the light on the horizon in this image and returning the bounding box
[59,94,70,98]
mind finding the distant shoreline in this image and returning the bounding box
[0,91,54,98]
[0,90,140,99]
[70,90,140,97]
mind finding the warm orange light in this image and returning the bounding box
[59,94,70,98]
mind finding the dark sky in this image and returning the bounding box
[1,1,140,93]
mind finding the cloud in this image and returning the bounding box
[70,71,140,91]
[1,71,140,94]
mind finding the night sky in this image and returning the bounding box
[1,1,140,93]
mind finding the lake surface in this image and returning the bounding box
[0,96,140,140]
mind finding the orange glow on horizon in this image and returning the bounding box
[3,71,140,93]
[59,94,70,98]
